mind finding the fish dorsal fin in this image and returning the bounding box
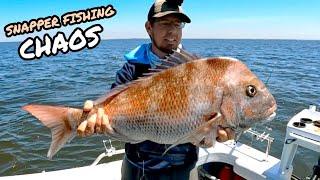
[94,49,200,105]
[141,49,200,77]
[162,112,222,156]
[170,48,200,62]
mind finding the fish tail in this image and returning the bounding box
[22,104,83,159]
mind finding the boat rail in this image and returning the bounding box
[91,139,125,166]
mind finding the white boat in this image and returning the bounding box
[1,105,320,180]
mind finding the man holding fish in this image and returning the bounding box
[23,0,277,179]
[78,0,236,179]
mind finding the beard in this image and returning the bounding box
[151,37,177,55]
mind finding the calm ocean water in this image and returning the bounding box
[0,39,319,178]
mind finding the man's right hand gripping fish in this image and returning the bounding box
[22,49,277,159]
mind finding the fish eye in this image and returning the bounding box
[246,85,257,97]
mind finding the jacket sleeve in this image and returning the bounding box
[111,62,150,89]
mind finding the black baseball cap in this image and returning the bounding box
[147,0,191,23]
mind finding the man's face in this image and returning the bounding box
[147,15,184,54]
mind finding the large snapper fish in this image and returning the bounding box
[23,49,277,158]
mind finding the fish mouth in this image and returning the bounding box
[238,110,276,129]
[265,104,277,121]
[230,104,277,132]
[265,112,276,122]
[269,104,277,113]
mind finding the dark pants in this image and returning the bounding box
[121,156,196,180]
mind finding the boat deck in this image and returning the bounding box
[0,141,283,180]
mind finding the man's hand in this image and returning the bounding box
[76,100,235,142]
[77,100,114,137]
[216,126,235,142]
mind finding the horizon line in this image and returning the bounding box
[1,37,320,43]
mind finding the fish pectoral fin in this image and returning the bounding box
[22,104,82,159]
[162,112,221,156]
[190,112,220,148]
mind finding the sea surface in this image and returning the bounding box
[0,39,319,178]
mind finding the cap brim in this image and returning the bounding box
[153,11,191,23]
